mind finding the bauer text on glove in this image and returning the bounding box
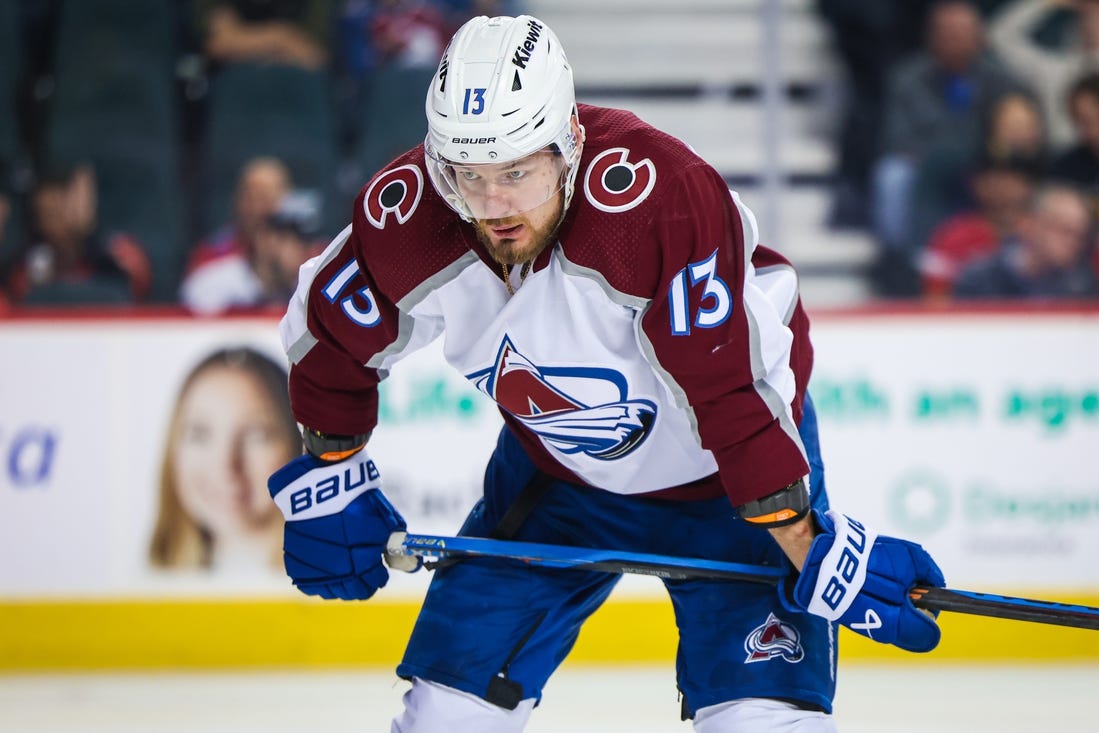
[268,449,418,601]
[781,509,946,653]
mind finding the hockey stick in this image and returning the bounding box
[389,532,1099,631]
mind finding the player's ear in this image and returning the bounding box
[571,115,585,147]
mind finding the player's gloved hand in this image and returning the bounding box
[268,449,419,600]
[780,509,945,653]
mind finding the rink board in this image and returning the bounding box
[1,307,1097,668]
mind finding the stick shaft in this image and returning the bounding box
[397,533,786,582]
[396,533,1099,631]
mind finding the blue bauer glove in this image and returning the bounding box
[781,509,946,652]
[269,449,416,600]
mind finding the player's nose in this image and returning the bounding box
[479,185,514,219]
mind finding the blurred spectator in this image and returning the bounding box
[1049,72,1099,213]
[984,89,1049,161]
[870,0,1024,294]
[954,184,1098,298]
[988,0,1099,149]
[908,90,1048,255]
[181,157,294,313]
[371,0,452,69]
[252,190,326,306]
[3,163,151,305]
[919,151,1041,298]
[815,0,938,228]
[194,0,334,72]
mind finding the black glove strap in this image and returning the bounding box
[302,428,369,461]
[738,479,811,528]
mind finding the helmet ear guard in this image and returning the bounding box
[424,15,583,221]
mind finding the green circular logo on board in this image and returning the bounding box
[888,473,952,535]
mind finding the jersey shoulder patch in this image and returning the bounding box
[362,163,424,229]
[582,146,657,213]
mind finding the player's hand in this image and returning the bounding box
[780,509,945,652]
[268,450,419,600]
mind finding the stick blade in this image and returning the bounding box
[912,587,1099,631]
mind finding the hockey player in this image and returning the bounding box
[268,15,946,732]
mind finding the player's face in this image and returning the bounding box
[471,183,566,266]
[447,151,568,265]
[171,366,287,539]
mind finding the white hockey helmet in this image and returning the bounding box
[424,15,582,221]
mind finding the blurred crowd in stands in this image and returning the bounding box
[0,0,1095,313]
[0,0,518,312]
[818,0,1099,300]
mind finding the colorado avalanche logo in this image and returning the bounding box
[363,164,423,229]
[583,147,656,213]
[467,336,656,461]
[744,613,805,664]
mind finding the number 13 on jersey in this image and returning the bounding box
[668,249,733,336]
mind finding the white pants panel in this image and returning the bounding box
[693,697,837,733]
[391,678,536,733]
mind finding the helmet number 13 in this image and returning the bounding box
[463,87,487,115]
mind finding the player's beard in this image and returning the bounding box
[473,195,566,267]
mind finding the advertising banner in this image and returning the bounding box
[0,316,501,598]
[1,311,1096,600]
[811,312,1099,592]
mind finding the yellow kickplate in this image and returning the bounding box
[2,595,1097,671]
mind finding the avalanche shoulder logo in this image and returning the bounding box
[744,613,805,664]
[467,335,656,461]
[583,147,656,213]
[363,164,423,229]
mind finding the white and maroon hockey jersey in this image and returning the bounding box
[280,104,814,507]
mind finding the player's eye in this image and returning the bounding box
[505,169,526,181]
[455,169,479,182]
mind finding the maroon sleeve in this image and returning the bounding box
[283,216,403,438]
[639,162,810,506]
[281,149,466,440]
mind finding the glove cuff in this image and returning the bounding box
[796,510,879,622]
[270,451,382,520]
